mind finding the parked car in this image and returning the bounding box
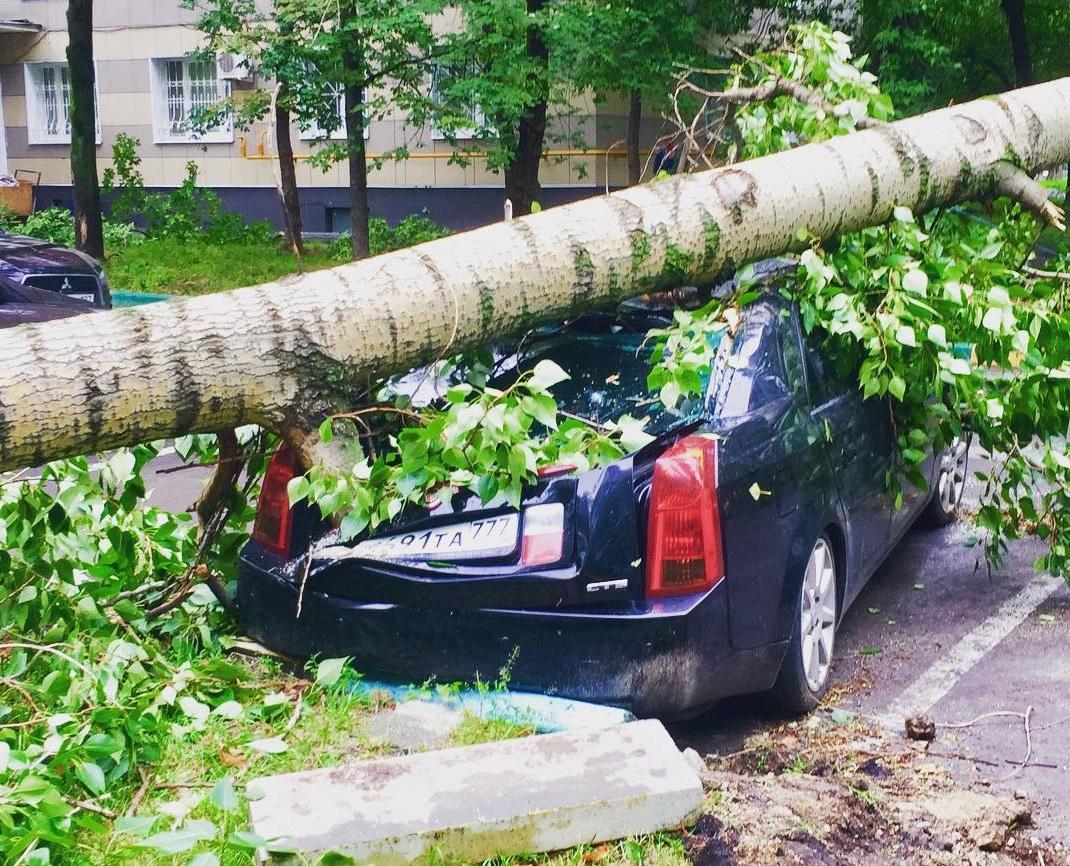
[0,231,111,308]
[0,274,97,328]
[236,290,968,718]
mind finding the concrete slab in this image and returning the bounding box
[247,719,703,864]
[364,700,463,751]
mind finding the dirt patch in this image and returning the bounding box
[682,713,1068,866]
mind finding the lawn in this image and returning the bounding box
[105,238,341,297]
[102,215,452,297]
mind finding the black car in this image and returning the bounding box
[0,232,111,308]
[237,293,967,718]
[0,274,96,328]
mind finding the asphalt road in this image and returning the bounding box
[672,448,1070,845]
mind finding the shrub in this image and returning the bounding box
[330,213,452,260]
[102,132,275,245]
[0,205,141,252]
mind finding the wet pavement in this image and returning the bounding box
[672,447,1070,844]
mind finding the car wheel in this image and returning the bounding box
[768,535,837,715]
[922,435,969,527]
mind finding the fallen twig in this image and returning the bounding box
[72,799,118,819]
[126,766,153,816]
[937,705,1035,780]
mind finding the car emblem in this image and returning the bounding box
[61,278,72,291]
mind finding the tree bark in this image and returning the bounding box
[2,79,1070,473]
[503,0,548,216]
[275,101,304,257]
[340,10,370,261]
[1000,0,1033,88]
[627,90,642,186]
[344,80,370,259]
[66,0,104,260]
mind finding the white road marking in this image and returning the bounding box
[2,445,179,486]
[878,575,1062,727]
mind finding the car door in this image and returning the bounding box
[802,331,895,600]
[714,303,839,650]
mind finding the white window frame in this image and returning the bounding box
[430,62,486,141]
[298,82,370,142]
[149,56,233,144]
[24,61,101,146]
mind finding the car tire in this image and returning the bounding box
[921,434,969,527]
[767,534,838,715]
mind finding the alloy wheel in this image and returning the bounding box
[800,537,837,693]
[938,436,969,514]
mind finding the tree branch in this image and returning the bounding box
[991,162,1066,230]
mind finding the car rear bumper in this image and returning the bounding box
[237,549,788,718]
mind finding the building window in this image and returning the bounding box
[150,57,232,143]
[299,82,369,141]
[24,62,100,145]
[430,62,486,140]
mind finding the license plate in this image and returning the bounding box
[349,513,520,562]
[69,292,96,304]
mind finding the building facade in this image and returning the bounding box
[0,1,662,232]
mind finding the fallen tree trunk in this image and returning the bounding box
[3,78,1070,473]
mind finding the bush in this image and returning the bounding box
[0,205,142,253]
[330,213,452,260]
[102,132,275,245]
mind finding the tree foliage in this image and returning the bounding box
[859,0,1070,114]
[653,22,1070,576]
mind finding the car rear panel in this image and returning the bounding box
[288,455,647,611]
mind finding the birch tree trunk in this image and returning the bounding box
[3,79,1070,473]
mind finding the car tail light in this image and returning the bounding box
[521,503,565,567]
[252,444,301,558]
[645,435,724,598]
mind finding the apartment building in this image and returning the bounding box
[0,0,661,232]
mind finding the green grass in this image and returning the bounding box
[105,238,341,297]
[449,710,537,747]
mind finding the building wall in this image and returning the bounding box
[0,0,651,229]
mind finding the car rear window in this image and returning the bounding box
[514,330,688,434]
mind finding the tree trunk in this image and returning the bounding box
[1000,0,1033,87]
[340,13,370,261]
[275,101,304,257]
[627,90,642,186]
[344,81,370,259]
[2,80,1070,472]
[66,0,104,260]
[503,0,548,216]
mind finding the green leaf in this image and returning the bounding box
[318,418,334,443]
[857,646,882,656]
[247,736,288,754]
[114,815,158,836]
[228,830,271,850]
[287,475,310,505]
[339,512,369,541]
[75,761,106,796]
[894,325,916,348]
[528,359,571,391]
[315,657,347,688]
[888,374,906,401]
[982,307,1003,332]
[211,775,239,812]
[901,269,928,295]
[188,853,220,866]
[926,323,947,347]
[138,824,216,854]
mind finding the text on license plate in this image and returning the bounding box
[69,292,96,303]
[350,513,520,562]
